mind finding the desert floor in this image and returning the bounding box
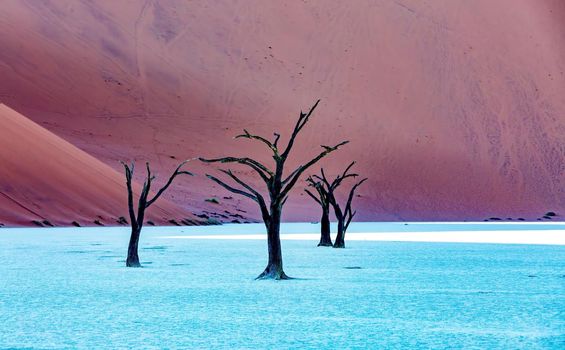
[1,222,564,349]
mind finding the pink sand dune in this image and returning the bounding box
[0,0,563,225]
[0,104,199,227]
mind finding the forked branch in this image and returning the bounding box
[146,160,193,207]
[120,160,193,226]
[236,129,280,157]
[281,140,349,198]
[280,99,321,159]
[199,156,273,183]
[344,178,367,231]
[205,172,270,221]
[206,174,257,202]
[305,176,328,206]
[304,188,322,205]
[121,161,137,229]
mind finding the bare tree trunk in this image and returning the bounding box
[257,208,289,279]
[201,100,348,279]
[333,218,346,248]
[313,163,366,249]
[126,226,142,267]
[318,209,333,246]
[121,160,192,268]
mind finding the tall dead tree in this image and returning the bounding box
[315,162,367,248]
[200,100,348,279]
[305,177,332,246]
[121,161,193,267]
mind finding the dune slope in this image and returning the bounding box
[0,104,198,227]
[0,0,564,223]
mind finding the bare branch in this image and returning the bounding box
[281,99,321,159]
[146,160,194,207]
[273,133,281,149]
[343,178,367,230]
[199,156,273,183]
[283,141,349,186]
[136,163,152,222]
[312,173,327,186]
[345,178,367,211]
[345,209,357,232]
[280,140,349,198]
[120,161,137,227]
[342,161,356,177]
[331,161,359,190]
[304,188,322,205]
[217,169,270,220]
[205,174,258,202]
[306,176,329,204]
[235,129,280,157]
[280,195,289,208]
[219,169,262,200]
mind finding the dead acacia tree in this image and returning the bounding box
[305,177,333,246]
[121,160,193,267]
[314,162,367,248]
[200,100,348,279]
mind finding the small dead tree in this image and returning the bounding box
[305,177,332,246]
[121,161,193,267]
[315,162,367,248]
[200,100,348,279]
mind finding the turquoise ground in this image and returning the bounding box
[0,224,564,349]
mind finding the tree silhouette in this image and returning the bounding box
[121,161,193,267]
[200,100,348,279]
[314,162,367,248]
[305,176,332,246]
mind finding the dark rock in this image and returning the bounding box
[205,217,222,225]
[183,218,199,225]
[168,219,181,226]
[42,220,54,227]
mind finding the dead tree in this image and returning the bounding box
[315,162,367,248]
[200,100,348,279]
[121,161,193,267]
[305,177,332,246]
